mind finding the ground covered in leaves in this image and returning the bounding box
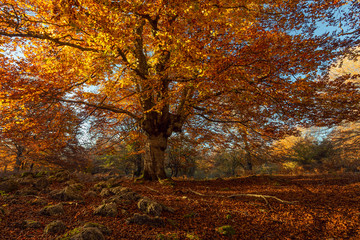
[1,171,360,239]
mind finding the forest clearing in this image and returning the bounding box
[1,1,360,239]
[1,171,360,239]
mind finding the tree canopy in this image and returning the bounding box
[1,0,360,179]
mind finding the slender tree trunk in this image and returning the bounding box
[133,155,143,177]
[242,131,253,172]
[246,157,253,171]
[142,133,168,180]
[14,144,25,172]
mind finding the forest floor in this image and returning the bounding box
[1,172,360,239]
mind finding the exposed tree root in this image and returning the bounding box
[227,193,295,204]
[188,188,297,210]
[144,186,161,193]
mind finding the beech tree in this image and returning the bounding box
[0,55,86,170]
[1,0,360,180]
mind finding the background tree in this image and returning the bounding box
[1,0,360,179]
[329,122,360,171]
[166,134,200,178]
[270,127,337,173]
[0,57,89,171]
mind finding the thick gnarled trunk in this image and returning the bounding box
[142,133,168,180]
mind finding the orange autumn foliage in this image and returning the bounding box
[0,0,360,179]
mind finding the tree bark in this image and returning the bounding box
[14,144,25,172]
[142,133,168,180]
[133,154,143,177]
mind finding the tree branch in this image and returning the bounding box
[57,98,140,121]
[0,31,99,52]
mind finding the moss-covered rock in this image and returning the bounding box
[84,191,98,198]
[72,227,104,240]
[68,183,84,191]
[126,213,165,227]
[0,179,19,193]
[33,177,49,190]
[138,198,174,216]
[105,177,122,188]
[102,195,132,206]
[99,188,112,197]
[44,220,66,234]
[110,187,141,201]
[91,181,108,192]
[138,198,163,216]
[109,186,129,195]
[215,225,235,236]
[83,222,112,235]
[57,227,82,240]
[19,220,42,229]
[34,171,49,178]
[50,186,83,201]
[20,172,34,178]
[93,203,117,217]
[29,197,47,205]
[54,171,71,182]
[0,206,10,221]
[40,203,65,216]
[15,187,38,196]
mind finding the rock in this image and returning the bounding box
[126,213,164,227]
[137,198,174,216]
[0,206,10,219]
[33,177,49,190]
[215,225,236,236]
[40,203,65,216]
[18,220,42,229]
[16,176,35,186]
[30,197,48,206]
[93,203,117,217]
[105,177,122,188]
[102,196,132,206]
[69,227,104,240]
[34,171,49,178]
[21,172,34,178]
[15,187,38,196]
[83,222,112,235]
[91,181,108,192]
[68,183,84,191]
[50,186,83,201]
[59,226,105,240]
[109,186,129,195]
[54,171,71,182]
[99,188,112,197]
[44,220,66,234]
[84,191,98,198]
[110,187,140,201]
[0,179,19,193]
[137,198,163,216]
[70,171,93,183]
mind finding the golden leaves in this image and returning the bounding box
[0,0,357,157]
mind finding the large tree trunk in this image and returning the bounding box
[142,133,168,180]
